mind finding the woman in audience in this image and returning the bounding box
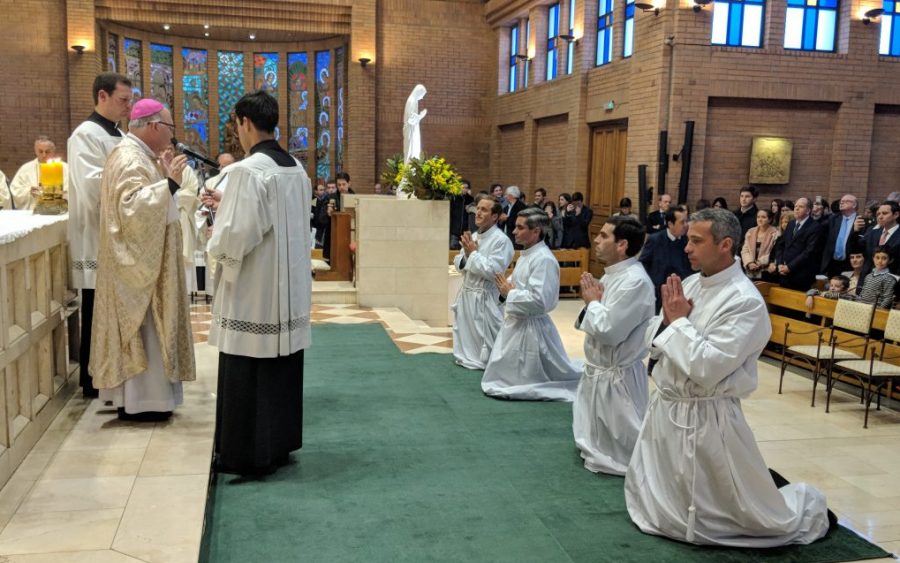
[543,201,564,249]
[712,197,729,210]
[742,208,778,280]
[778,209,795,235]
[770,198,784,225]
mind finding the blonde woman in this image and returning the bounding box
[742,209,779,279]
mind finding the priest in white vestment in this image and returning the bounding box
[0,170,10,209]
[207,91,312,475]
[67,72,133,397]
[452,193,514,369]
[90,99,196,421]
[8,137,68,210]
[481,208,582,401]
[625,208,831,547]
[572,217,654,475]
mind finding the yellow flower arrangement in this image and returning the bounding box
[381,154,465,200]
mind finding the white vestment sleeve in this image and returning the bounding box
[505,259,554,317]
[207,167,272,283]
[652,296,771,388]
[577,279,648,346]
[69,131,106,214]
[463,244,513,281]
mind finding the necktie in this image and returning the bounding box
[835,216,850,260]
[880,229,889,246]
[794,221,801,236]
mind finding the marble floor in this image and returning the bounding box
[0,299,896,562]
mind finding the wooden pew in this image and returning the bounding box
[448,247,590,296]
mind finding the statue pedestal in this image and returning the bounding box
[353,197,449,327]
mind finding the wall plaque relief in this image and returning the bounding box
[749,137,793,185]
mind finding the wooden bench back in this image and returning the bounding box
[449,247,590,295]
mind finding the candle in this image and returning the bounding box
[39,160,64,187]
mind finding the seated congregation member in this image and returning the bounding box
[639,205,691,311]
[771,197,824,291]
[481,208,582,401]
[741,208,778,280]
[855,246,898,308]
[572,217,654,475]
[452,194,515,370]
[805,275,854,311]
[625,209,831,547]
[90,99,196,421]
[562,192,593,249]
[207,91,312,475]
[9,136,67,210]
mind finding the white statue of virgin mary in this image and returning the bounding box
[399,85,427,200]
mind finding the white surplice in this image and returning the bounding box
[625,260,829,547]
[452,225,514,369]
[572,256,655,475]
[481,240,582,401]
[9,158,69,211]
[207,150,312,358]
[174,168,201,291]
[68,120,124,289]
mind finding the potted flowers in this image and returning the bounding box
[382,154,465,200]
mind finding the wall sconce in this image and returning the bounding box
[71,45,86,55]
[358,57,371,68]
[514,53,529,62]
[559,33,576,43]
[863,8,884,24]
[635,2,660,15]
[692,0,711,12]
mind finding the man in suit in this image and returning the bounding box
[734,185,760,248]
[821,194,858,277]
[646,193,671,234]
[562,191,594,249]
[639,205,691,312]
[851,200,900,277]
[772,197,824,291]
[500,185,526,244]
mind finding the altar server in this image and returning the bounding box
[452,193,514,369]
[481,208,581,401]
[207,91,312,475]
[9,137,68,210]
[625,208,830,547]
[572,217,654,475]
[91,99,196,421]
[68,72,132,397]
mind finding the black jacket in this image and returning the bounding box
[774,219,824,290]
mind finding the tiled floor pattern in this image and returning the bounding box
[0,299,897,562]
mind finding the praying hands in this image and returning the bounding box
[494,272,513,298]
[660,274,693,326]
[580,272,604,304]
[460,231,478,255]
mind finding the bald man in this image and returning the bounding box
[9,137,68,210]
[821,194,858,277]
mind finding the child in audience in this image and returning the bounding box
[805,275,854,311]
[856,247,898,309]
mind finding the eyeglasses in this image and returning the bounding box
[154,121,177,130]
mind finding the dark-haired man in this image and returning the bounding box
[562,191,593,249]
[481,208,581,401]
[572,217,654,475]
[452,194,514,369]
[207,91,312,475]
[639,205,691,312]
[734,185,759,246]
[68,72,133,397]
[852,201,900,277]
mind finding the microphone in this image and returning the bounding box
[174,141,219,170]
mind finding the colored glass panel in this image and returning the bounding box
[124,38,143,99]
[567,0,576,74]
[150,43,174,111]
[288,52,310,165]
[509,25,519,92]
[182,48,209,155]
[524,18,531,88]
[711,0,765,47]
[881,0,900,55]
[107,33,118,72]
[547,3,560,80]
[254,52,279,97]
[335,46,347,174]
[624,0,635,58]
[315,50,332,183]
[217,51,244,154]
[597,0,614,65]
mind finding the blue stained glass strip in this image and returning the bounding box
[314,50,331,183]
[802,7,817,49]
[728,3,743,45]
[893,18,900,54]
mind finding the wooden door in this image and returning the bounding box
[586,123,627,276]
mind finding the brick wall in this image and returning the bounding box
[869,106,900,199]
[533,114,570,202]
[0,0,71,175]
[497,122,525,189]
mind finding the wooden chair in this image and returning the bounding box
[779,299,876,410]
[833,308,900,428]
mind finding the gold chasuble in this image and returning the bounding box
[89,134,196,389]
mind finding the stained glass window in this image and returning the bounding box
[182,48,209,154]
[567,0,576,74]
[287,52,310,165]
[107,33,118,72]
[880,0,900,55]
[784,0,837,51]
[624,0,635,57]
[217,51,244,154]
[315,50,332,183]
[150,43,174,111]
[547,3,560,80]
[597,0,614,65]
[509,24,519,92]
[335,46,347,174]
[711,0,765,47]
[524,18,531,88]
[254,53,279,97]
[124,38,143,99]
